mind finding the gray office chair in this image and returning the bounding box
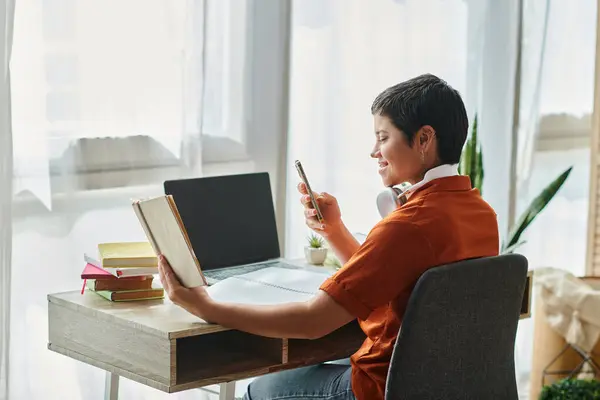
[385,254,528,400]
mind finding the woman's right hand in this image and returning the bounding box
[297,182,342,238]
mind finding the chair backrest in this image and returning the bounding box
[385,254,528,400]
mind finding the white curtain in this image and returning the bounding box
[1,1,15,398]
[7,1,211,399]
[5,0,288,397]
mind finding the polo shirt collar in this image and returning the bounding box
[376,164,472,218]
[403,163,459,199]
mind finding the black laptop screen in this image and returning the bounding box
[163,172,281,270]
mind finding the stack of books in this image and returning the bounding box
[81,242,164,302]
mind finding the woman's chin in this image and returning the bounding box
[380,174,402,188]
[379,168,407,187]
[381,178,400,187]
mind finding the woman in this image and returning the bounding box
[157,74,500,400]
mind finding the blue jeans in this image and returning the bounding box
[243,359,355,400]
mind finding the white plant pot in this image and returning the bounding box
[304,246,328,265]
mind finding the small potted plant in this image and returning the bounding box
[305,233,328,265]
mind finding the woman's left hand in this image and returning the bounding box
[157,255,213,321]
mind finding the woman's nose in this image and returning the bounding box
[370,148,381,159]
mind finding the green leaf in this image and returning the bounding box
[459,113,481,190]
[469,114,478,184]
[474,132,484,194]
[501,240,526,254]
[306,233,324,248]
[460,137,472,177]
[503,166,573,251]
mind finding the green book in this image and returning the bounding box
[90,286,164,302]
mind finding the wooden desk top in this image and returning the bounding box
[50,260,338,338]
[49,290,228,339]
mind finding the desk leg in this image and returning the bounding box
[104,371,119,400]
[219,382,236,400]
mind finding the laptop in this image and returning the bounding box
[163,172,302,285]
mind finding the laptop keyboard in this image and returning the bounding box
[204,261,299,282]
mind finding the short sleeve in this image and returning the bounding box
[319,220,435,320]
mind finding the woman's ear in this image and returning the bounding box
[415,125,436,151]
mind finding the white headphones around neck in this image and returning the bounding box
[376,183,411,218]
[374,164,459,218]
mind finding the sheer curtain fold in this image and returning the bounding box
[180,0,206,176]
[0,1,15,398]
[515,0,551,189]
[8,1,206,399]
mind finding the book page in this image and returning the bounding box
[206,267,329,305]
[207,276,314,305]
[134,197,206,288]
[231,267,329,294]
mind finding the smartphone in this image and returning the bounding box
[295,160,324,222]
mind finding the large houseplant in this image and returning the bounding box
[458,114,573,253]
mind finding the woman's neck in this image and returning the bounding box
[409,161,443,184]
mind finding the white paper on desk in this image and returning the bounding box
[206,267,329,305]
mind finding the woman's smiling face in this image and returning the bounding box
[370,114,425,187]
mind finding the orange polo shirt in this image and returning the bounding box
[320,175,499,400]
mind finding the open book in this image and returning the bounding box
[132,196,207,288]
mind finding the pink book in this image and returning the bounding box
[80,263,151,280]
[81,263,115,280]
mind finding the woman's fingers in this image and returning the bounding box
[304,208,318,218]
[299,194,317,208]
[297,182,307,194]
[305,217,325,231]
[298,183,321,204]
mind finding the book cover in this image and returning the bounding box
[81,260,156,279]
[132,196,207,288]
[86,276,153,291]
[102,266,158,278]
[92,287,165,302]
[81,263,115,280]
[98,242,157,268]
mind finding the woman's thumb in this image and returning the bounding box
[318,192,333,204]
